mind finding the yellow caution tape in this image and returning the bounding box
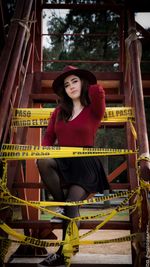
[140,179,150,191]
[0,194,70,221]
[0,186,136,205]
[0,220,62,248]
[0,161,141,261]
[0,183,137,222]
[62,221,79,267]
[0,159,147,226]
[80,233,139,245]
[0,144,149,264]
[0,144,137,160]
[0,180,148,265]
[0,238,11,262]
[0,232,138,246]
[1,159,138,210]
[0,198,136,223]
[0,211,139,267]
[0,192,137,267]
[137,155,150,163]
[79,191,135,240]
[0,227,138,248]
[129,120,137,139]
[11,107,135,127]
[0,231,141,267]
[12,107,135,119]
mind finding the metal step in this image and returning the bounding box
[6,253,132,266]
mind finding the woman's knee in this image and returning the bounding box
[36,158,57,171]
[36,159,46,170]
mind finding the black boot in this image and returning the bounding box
[38,253,65,266]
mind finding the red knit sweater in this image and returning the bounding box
[42,84,105,147]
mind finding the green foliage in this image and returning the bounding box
[43,9,119,71]
[43,103,57,108]
[95,127,127,183]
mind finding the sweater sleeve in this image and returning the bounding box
[88,84,106,121]
[42,108,58,146]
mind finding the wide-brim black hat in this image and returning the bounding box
[52,65,97,95]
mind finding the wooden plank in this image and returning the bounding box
[6,254,132,266]
[8,220,131,230]
[110,183,130,190]
[40,71,123,81]
[6,264,132,267]
[41,79,121,89]
[39,80,149,91]
[13,182,130,190]
[30,93,124,103]
[26,107,41,221]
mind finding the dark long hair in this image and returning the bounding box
[57,78,91,122]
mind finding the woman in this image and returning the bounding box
[37,65,109,266]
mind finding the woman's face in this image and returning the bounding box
[64,75,82,101]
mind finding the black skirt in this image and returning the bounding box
[55,157,109,194]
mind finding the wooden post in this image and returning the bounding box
[25,104,48,257]
[0,0,34,141]
[34,0,42,72]
[127,10,150,267]
[26,103,41,224]
[127,11,150,178]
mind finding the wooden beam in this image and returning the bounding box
[41,79,121,89]
[127,11,150,266]
[128,13,150,179]
[13,182,130,190]
[40,79,150,90]
[26,103,41,222]
[30,93,124,103]
[110,183,130,190]
[107,161,127,183]
[40,71,123,80]
[41,1,150,12]
[8,220,131,230]
[0,0,34,141]
[41,3,122,14]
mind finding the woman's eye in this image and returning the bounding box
[64,84,69,88]
[64,79,78,88]
[71,79,78,85]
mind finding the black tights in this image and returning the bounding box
[37,158,89,254]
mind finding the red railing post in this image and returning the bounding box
[127,11,150,180]
[0,0,34,142]
[127,9,150,267]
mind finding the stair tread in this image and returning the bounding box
[7,253,132,265]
